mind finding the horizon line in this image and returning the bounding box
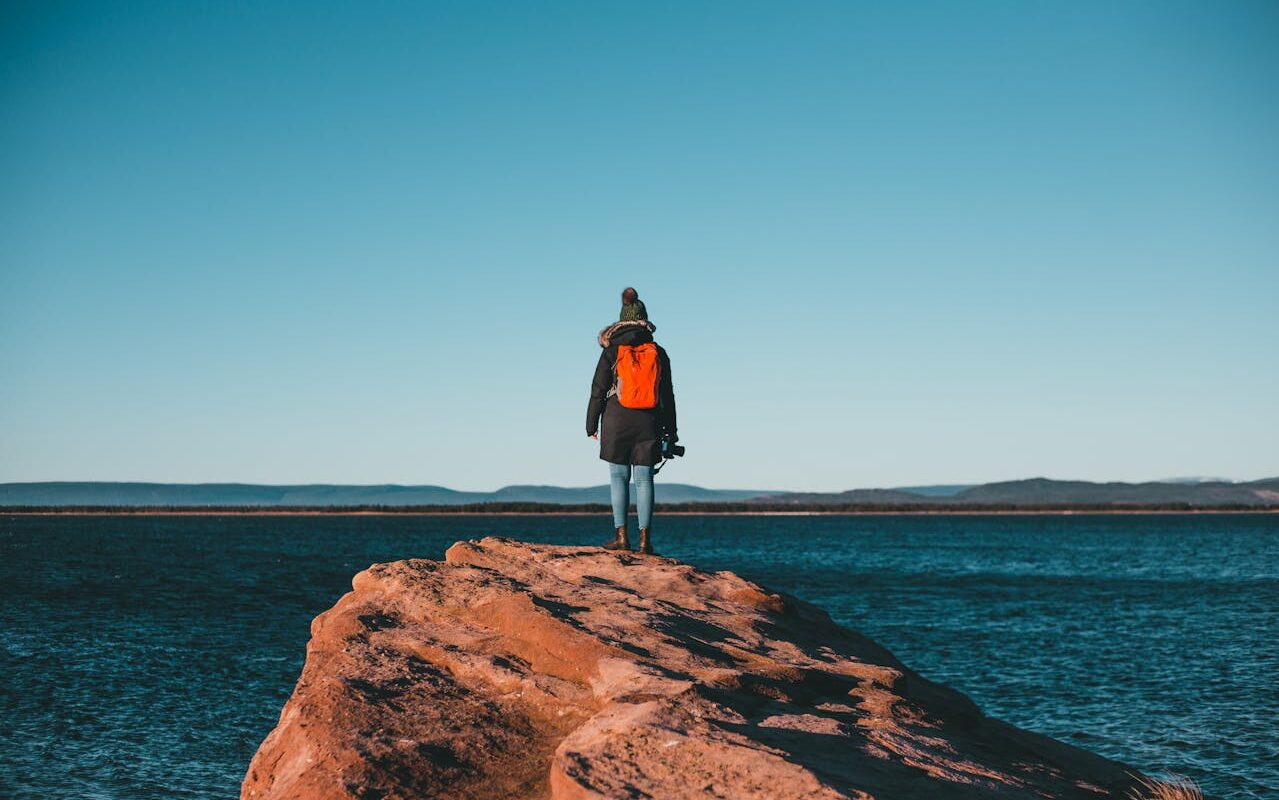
[1,475,1274,492]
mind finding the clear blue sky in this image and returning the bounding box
[2,1,1276,491]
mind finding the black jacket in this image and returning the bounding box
[586,324,677,466]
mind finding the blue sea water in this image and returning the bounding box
[1,513,1276,799]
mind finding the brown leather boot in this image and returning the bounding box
[603,525,631,551]
[637,527,655,555]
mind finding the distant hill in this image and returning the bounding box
[881,484,975,497]
[760,488,939,505]
[2,477,1276,508]
[486,484,773,504]
[0,481,777,507]
[1158,476,1236,485]
[753,477,1279,507]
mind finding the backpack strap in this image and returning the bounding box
[606,348,618,399]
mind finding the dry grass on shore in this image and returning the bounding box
[1128,774,1203,800]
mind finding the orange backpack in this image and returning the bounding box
[614,343,661,409]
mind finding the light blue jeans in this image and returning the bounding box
[609,463,654,529]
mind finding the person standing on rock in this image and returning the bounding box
[587,288,678,555]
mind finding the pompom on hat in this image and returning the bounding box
[619,287,647,321]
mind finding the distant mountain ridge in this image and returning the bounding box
[752,477,1279,507]
[2,477,1277,507]
[0,481,775,507]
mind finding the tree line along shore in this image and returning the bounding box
[4,503,1276,515]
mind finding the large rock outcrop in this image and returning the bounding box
[243,538,1140,799]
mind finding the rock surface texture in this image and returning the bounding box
[243,539,1140,799]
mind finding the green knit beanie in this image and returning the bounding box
[619,299,648,321]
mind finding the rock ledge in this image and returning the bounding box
[242,538,1138,799]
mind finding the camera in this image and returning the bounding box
[662,439,685,458]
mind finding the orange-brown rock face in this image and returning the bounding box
[242,538,1140,800]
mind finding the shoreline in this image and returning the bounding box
[6,508,1278,517]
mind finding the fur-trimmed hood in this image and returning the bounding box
[597,319,656,348]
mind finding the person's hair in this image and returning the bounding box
[621,287,638,304]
